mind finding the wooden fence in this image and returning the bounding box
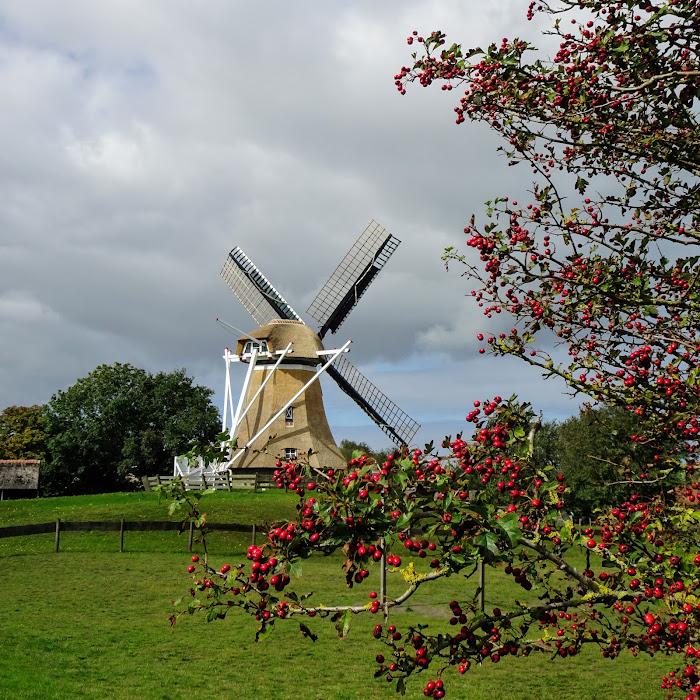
[0,519,260,553]
[0,520,491,618]
[142,472,276,492]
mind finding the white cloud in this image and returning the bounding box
[0,291,61,323]
[64,123,157,181]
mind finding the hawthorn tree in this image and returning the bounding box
[167,2,699,697]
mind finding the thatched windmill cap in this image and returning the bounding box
[235,319,323,362]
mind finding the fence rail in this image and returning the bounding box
[0,519,261,552]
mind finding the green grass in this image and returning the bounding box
[0,492,671,699]
[0,489,297,526]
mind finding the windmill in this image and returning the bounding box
[215,220,420,471]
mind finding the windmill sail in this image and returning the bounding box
[221,247,303,326]
[307,220,400,339]
[327,355,420,447]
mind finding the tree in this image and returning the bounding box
[166,3,699,697]
[339,439,374,462]
[0,405,46,460]
[339,439,393,465]
[43,363,219,494]
[533,407,663,518]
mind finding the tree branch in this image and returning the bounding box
[285,567,450,617]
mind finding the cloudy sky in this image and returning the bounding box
[0,1,582,448]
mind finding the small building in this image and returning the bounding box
[0,459,40,499]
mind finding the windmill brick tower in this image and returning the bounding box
[217,221,420,471]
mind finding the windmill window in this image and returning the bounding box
[285,406,294,426]
[284,447,297,461]
[243,340,268,355]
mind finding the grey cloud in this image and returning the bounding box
[0,1,579,440]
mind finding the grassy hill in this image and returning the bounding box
[0,490,671,699]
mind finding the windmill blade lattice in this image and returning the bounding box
[221,247,303,326]
[307,220,400,339]
[327,355,420,447]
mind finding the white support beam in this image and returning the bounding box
[173,455,187,477]
[230,348,258,442]
[222,339,352,470]
[232,342,292,435]
[316,348,351,356]
[225,350,238,430]
[222,348,233,433]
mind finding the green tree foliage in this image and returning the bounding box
[338,439,392,465]
[0,405,46,460]
[534,407,656,518]
[42,363,220,495]
[339,439,373,462]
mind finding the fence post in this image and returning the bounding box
[379,537,388,622]
[251,524,257,546]
[188,521,194,552]
[585,518,591,570]
[478,558,486,613]
[54,519,61,553]
[119,518,125,553]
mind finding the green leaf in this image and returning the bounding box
[206,607,226,622]
[335,609,352,639]
[476,530,499,556]
[559,519,573,543]
[497,513,522,547]
[255,623,273,642]
[397,471,408,489]
[397,511,413,530]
